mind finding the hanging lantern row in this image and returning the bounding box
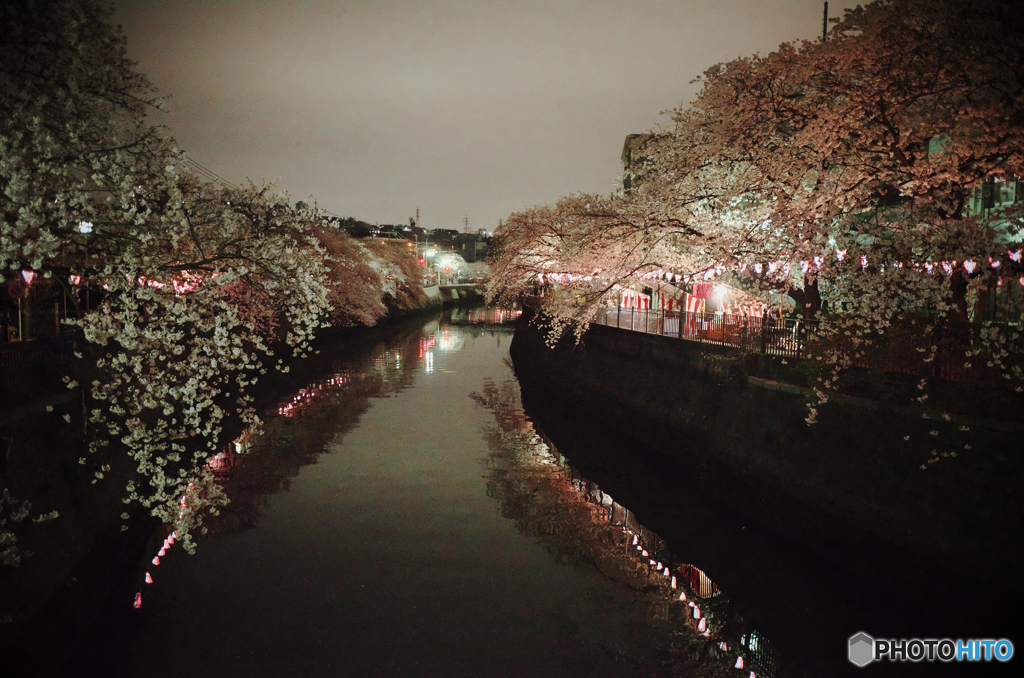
[536,248,1024,290]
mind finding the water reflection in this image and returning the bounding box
[90,305,790,677]
[131,307,523,602]
[471,375,778,676]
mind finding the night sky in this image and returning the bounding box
[114,0,828,231]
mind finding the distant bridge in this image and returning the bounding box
[426,281,488,302]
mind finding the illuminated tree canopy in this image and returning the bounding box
[1,0,423,551]
[488,0,1024,404]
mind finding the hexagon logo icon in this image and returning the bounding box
[849,632,875,667]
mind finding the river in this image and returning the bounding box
[67,307,738,677]
[58,306,1015,677]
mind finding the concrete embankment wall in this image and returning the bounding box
[510,308,1023,586]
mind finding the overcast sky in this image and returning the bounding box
[114,0,830,232]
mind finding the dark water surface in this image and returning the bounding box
[74,309,719,677]
[61,307,1020,678]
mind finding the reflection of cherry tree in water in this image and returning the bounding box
[472,375,758,677]
[198,331,428,538]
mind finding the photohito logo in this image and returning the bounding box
[848,632,1014,666]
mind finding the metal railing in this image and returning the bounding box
[0,339,74,397]
[593,306,1022,388]
[596,307,804,358]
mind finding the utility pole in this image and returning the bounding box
[416,207,420,228]
[463,216,469,233]
[823,2,828,41]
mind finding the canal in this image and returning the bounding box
[59,307,1015,677]
[68,308,729,677]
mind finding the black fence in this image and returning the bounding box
[0,335,77,401]
[594,307,1022,388]
[596,308,804,358]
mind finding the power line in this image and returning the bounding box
[180,156,350,220]
[181,156,240,191]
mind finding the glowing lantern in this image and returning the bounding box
[735,657,745,669]
[133,592,142,608]
[145,572,153,584]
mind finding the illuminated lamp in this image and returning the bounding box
[679,592,686,600]
[158,547,166,556]
[21,270,35,285]
[693,606,701,619]
[152,556,160,566]
[671,576,677,589]
[78,220,93,234]
[134,592,142,608]
[698,618,707,632]
[145,572,153,584]
[735,657,744,669]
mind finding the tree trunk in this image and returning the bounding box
[786,275,822,321]
[947,272,969,325]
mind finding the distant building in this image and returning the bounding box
[455,232,489,262]
[621,133,667,191]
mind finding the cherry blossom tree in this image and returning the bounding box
[1,1,427,553]
[488,0,1024,416]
